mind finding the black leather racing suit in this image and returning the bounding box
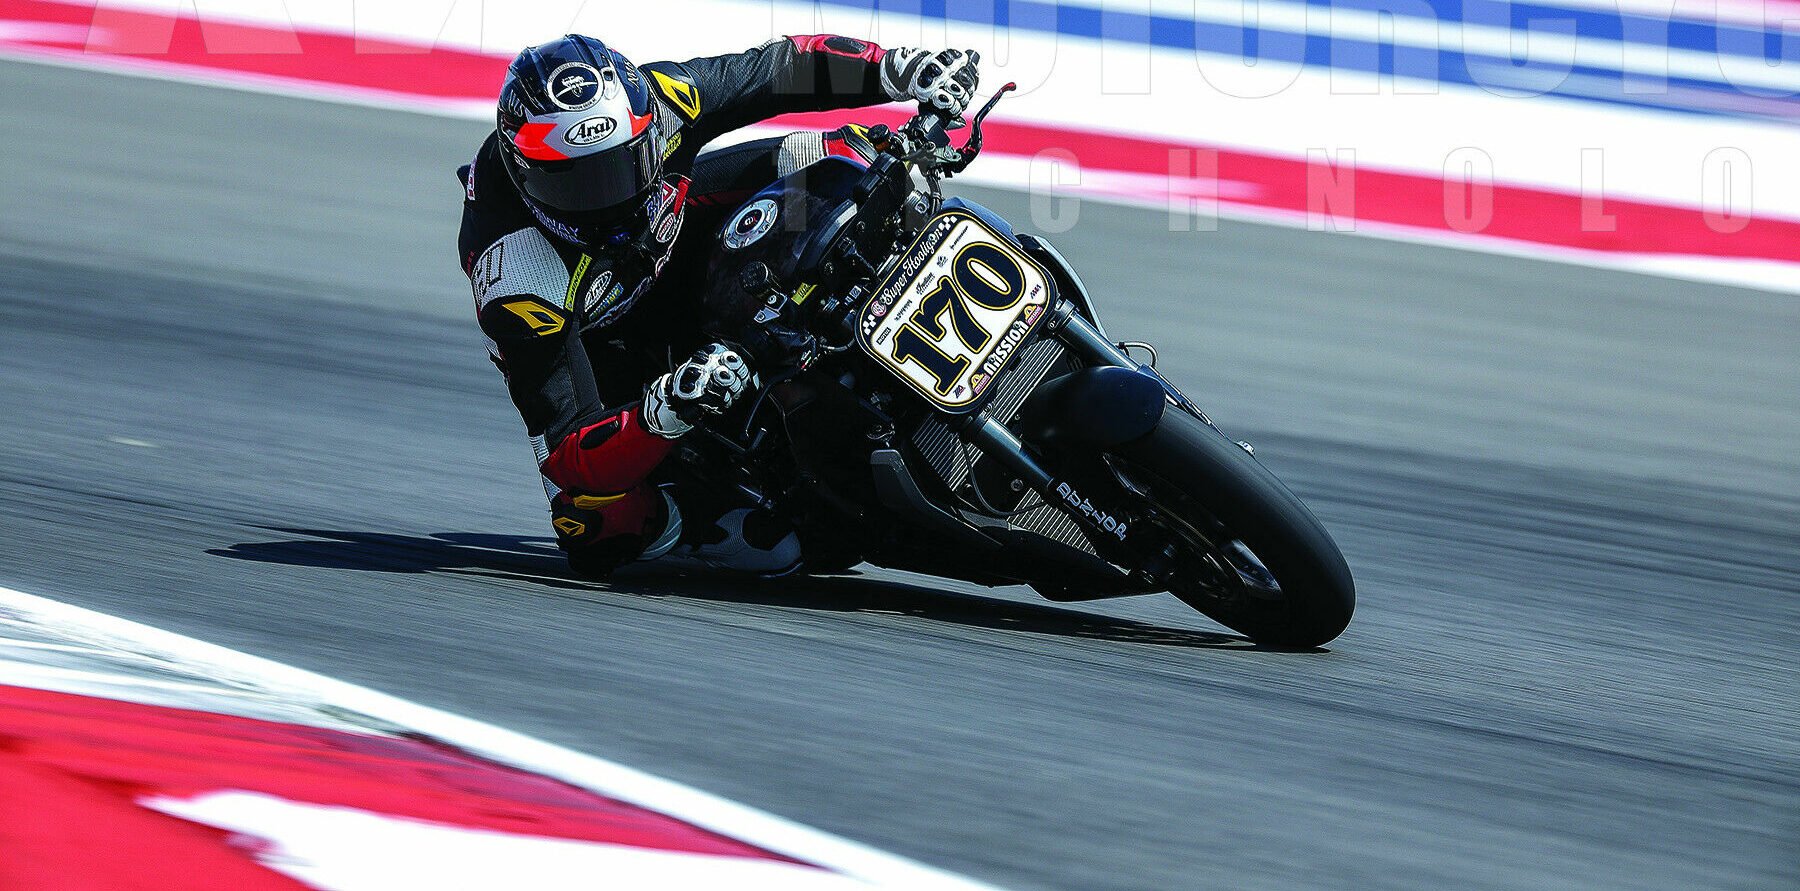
[456,35,899,574]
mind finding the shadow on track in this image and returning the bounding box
[209,527,1272,650]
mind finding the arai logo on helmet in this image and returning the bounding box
[547,62,603,111]
[565,116,616,147]
[723,199,779,251]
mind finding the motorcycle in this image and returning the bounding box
[674,86,1355,647]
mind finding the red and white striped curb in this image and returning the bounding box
[0,585,1005,890]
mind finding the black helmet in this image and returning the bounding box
[496,35,664,246]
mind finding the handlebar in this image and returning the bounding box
[880,82,1018,180]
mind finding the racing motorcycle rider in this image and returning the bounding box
[458,34,980,578]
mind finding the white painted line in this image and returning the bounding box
[0,661,283,699]
[0,585,1006,891]
[0,638,110,653]
[149,792,905,891]
[0,44,494,119]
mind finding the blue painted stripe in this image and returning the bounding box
[792,0,1799,122]
[1321,0,1796,60]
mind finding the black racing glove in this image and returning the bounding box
[642,343,757,439]
[881,48,981,117]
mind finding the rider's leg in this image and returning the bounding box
[546,323,800,578]
[602,135,844,577]
[534,405,681,579]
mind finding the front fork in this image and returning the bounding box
[952,301,1170,551]
[1052,301,1210,424]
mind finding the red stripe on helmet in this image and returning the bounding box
[630,109,654,137]
[513,122,567,161]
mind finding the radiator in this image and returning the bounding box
[907,338,1101,556]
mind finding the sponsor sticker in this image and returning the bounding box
[723,199,779,251]
[1055,481,1129,541]
[564,254,592,310]
[652,178,681,211]
[580,278,653,329]
[548,62,602,111]
[565,116,616,147]
[590,283,631,326]
[526,202,582,244]
[646,178,687,247]
[655,207,683,245]
[582,270,615,315]
[976,318,1034,384]
[873,215,952,313]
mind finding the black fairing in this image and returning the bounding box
[1017,365,1167,448]
[699,155,909,366]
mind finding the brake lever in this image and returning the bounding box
[945,82,1016,176]
[891,86,1016,194]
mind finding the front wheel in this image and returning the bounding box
[1110,408,1355,647]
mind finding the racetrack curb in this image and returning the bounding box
[0,584,1007,890]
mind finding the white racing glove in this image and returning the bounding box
[881,47,981,117]
[643,343,757,439]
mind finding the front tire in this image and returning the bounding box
[1111,408,1355,647]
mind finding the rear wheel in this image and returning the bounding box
[1110,408,1354,647]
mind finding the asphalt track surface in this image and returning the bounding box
[2,60,1796,890]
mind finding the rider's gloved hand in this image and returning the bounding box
[881,48,981,117]
[642,343,756,439]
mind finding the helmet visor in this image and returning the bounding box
[512,128,662,216]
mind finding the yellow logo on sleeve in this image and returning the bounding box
[501,299,566,336]
[650,70,701,120]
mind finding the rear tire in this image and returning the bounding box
[1112,409,1355,647]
